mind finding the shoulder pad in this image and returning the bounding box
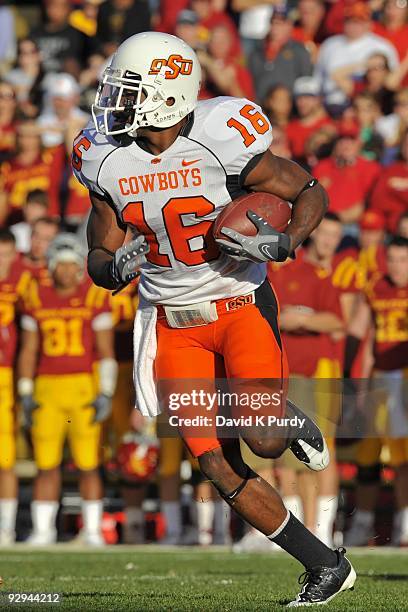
[191,97,272,176]
[72,121,118,197]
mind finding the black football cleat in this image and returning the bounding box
[287,400,330,471]
[287,547,356,607]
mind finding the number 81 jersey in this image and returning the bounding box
[73,96,273,306]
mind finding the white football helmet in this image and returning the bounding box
[92,32,201,136]
[47,233,86,272]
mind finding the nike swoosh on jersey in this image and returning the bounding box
[182,158,202,166]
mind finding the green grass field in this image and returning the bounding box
[0,547,407,611]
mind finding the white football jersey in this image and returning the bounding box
[73,96,273,306]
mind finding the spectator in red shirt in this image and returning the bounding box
[155,0,188,34]
[292,0,327,63]
[191,0,241,59]
[0,81,17,161]
[314,124,380,224]
[286,76,335,164]
[0,121,62,227]
[197,24,255,100]
[369,128,408,233]
[372,0,408,63]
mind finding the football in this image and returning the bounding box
[213,192,292,242]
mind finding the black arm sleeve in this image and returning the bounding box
[87,248,118,290]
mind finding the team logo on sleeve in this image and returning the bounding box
[148,55,193,79]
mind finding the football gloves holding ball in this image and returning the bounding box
[215,210,291,263]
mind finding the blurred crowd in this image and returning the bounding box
[0,0,407,551]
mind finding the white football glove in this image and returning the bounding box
[110,236,150,286]
[90,393,112,424]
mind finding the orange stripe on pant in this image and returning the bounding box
[155,281,288,457]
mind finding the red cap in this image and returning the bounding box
[344,2,371,22]
[360,210,386,230]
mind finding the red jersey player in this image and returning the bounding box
[0,230,31,545]
[17,234,118,546]
[344,236,408,546]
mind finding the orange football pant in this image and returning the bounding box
[155,281,288,457]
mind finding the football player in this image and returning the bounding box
[344,236,408,546]
[17,234,118,546]
[73,33,355,604]
[0,230,32,545]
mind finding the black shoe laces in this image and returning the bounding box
[297,548,344,599]
[298,567,325,588]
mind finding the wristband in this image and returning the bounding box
[17,378,34,397]
[99,358,118,397]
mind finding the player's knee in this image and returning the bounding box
[36,467,60,482]
[75,458,100,472]
[244,437,286,459]
[357,464,381,484]
[79,467,99,476]
[198,447,228,481]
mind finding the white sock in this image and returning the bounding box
[196,499,214,543]
[352,509,375,528]
[31,501,58,534]
[213,500,230,539]
[283,495,303,523]
[162,501,182,538]
[125,506,143,529]
[0,498,18,534]
[398,507,408,539]
[315,495,338,547]
[81,500,103,535]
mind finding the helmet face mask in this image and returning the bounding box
[92,67,166,136]
[91,32,201,136]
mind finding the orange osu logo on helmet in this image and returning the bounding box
[149,54,193,79]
